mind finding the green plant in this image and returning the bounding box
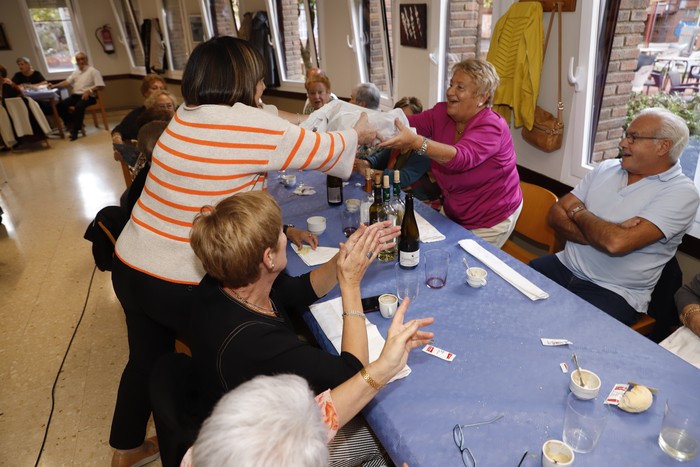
[627,92,700,136]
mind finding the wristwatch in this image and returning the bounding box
[569,205,586,219]
[283,224,294,235]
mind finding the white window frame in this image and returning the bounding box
[109,0,147,74]
[17,0,89,80]
[266,0,319,94]
[158,0,213,79]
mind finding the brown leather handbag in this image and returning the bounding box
[522,2,564,153]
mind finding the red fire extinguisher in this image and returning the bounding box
[96,25,115,54]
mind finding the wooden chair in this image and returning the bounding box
[502,181,560,264]
[71,89,110,136]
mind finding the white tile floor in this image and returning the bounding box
[0,117,160,466]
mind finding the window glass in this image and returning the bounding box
[111,0,145,68]
[163,0,189,71]
[270,0,318,82]
[361,0,392,96]
[25,0,82,73]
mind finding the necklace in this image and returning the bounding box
[224,287,279,317]
[455,124,465,136]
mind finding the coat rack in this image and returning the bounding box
[519,0,576,12]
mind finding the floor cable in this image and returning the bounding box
[34,265,97,467]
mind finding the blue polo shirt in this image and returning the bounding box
[557,159,699,313]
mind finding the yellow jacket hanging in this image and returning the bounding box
[487,2,544,130]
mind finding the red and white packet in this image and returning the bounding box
[422,344,456,362]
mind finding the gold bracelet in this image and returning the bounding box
[342,310,365,319]
[360,367,384,391]
[681,304,700,327]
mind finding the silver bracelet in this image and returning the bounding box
[342,310,366,318]
[417,137,429,156]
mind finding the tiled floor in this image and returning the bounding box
[0,118,160,466]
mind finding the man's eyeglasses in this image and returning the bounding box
[452,414,504,466]
[622,130,666,144]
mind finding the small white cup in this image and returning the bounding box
[466,267,488,288]
[379,293,398,319]
[569,369,601,400]
[542,440,574,467]
[307,216,326,235]
[281,174,297,187]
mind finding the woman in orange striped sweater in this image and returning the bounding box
[109,36,377,467]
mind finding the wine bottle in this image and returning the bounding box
[378,175,397,263]
[360,168,374,225]
[326,175,343,206]
[398,193,420,269]
[391,170,405,226]
[368,173,383,225]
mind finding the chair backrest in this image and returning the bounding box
[647,256,683,343]
[502,181,559,263]
[668,70,683,88]
[632,65,653,93]
[150,352,198,467]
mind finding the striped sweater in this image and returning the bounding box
[115,103,357,284]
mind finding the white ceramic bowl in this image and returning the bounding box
[281,174,297,187]
[542,439,574,467]
[466,267,488,288]
[307,216,326,235]
[569,369,601,400]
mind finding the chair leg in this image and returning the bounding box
[100,107,110,131]
[92,110,99,129]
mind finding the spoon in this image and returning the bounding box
[462,257,470,270]
[572,353,585,387]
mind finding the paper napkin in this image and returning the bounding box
[415,212,446,243]
[309,297,411,383]
[458,239,549,301]
[292,244,339,267]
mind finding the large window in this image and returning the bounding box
[268,0,319,83]
[110,0,145,69]
[25,0,83,73]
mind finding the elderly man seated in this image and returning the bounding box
[530,108,699,325]
[350,82,381,110]
[660,273,700,369]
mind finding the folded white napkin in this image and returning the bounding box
[293,185,316,196]
[292,244,338,266]
[415,212,446,243]
[309,297,411,383]
[458,239,549,301]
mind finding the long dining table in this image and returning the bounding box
[269,169,700,467]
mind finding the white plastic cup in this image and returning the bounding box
[541,440,574,467]
[307,216,326,235]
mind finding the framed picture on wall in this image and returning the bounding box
[0,23,10,50]
[399,4,427,49]
[189,15,204,44]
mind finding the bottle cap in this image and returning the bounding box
[394,170,400,183]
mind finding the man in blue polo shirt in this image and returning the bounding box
[530,107,699,325]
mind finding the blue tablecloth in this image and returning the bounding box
[270,170,700,467]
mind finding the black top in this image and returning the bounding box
[11,71,46,85]
[190,273,363,421]
[112,105,146,140]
